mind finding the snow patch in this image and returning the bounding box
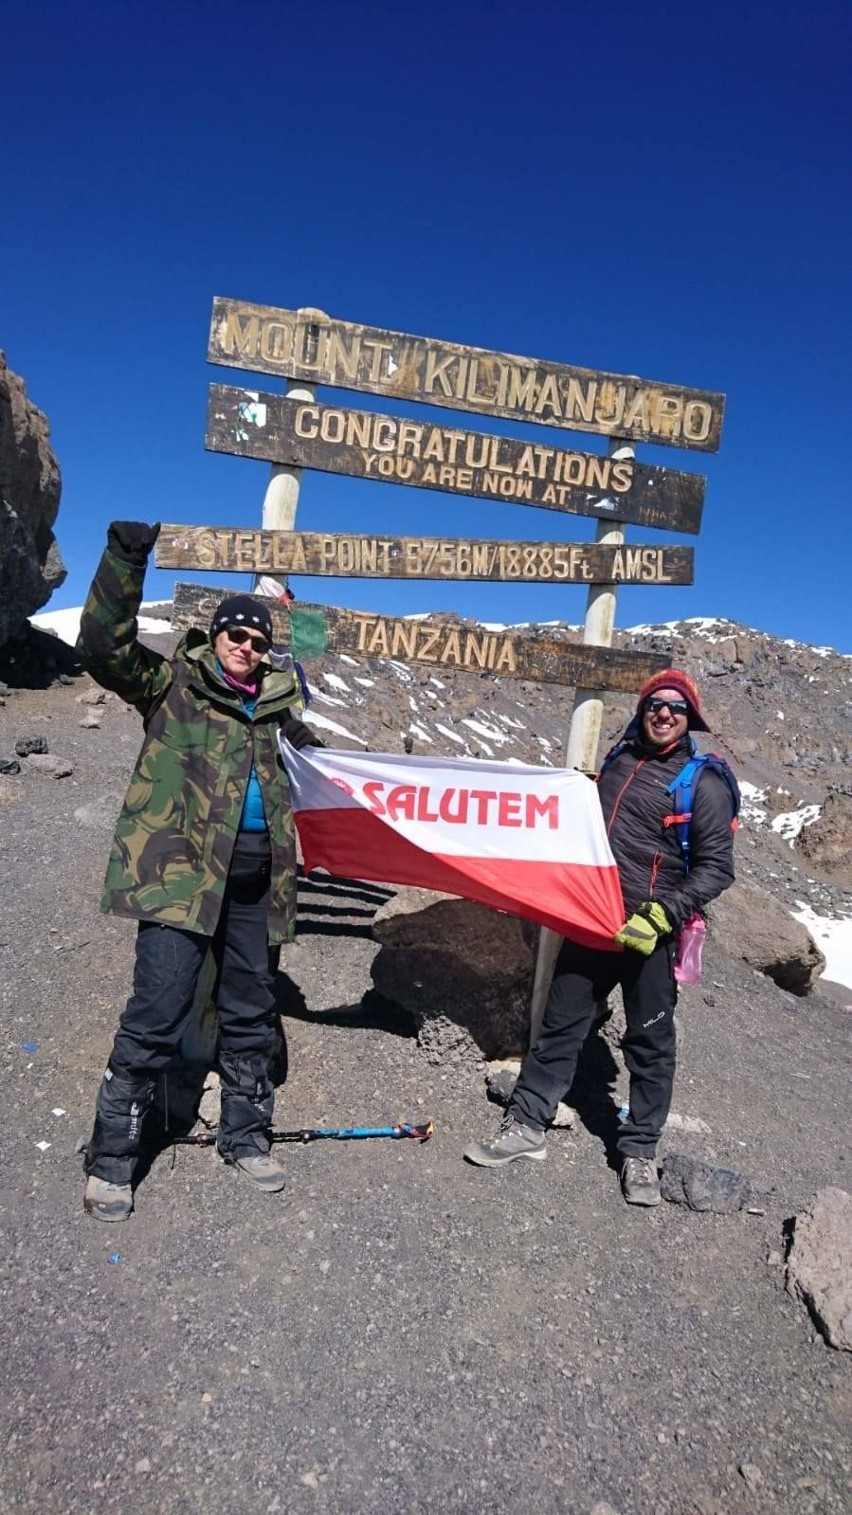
[303,711,365,743]
[461,718,511,745]
[31,603,173,646]
[739,781,768,826]
[434,723,465,746]
[792,905,852,990]
[771,805,821,845]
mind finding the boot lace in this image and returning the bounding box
[624,1157,657,1184]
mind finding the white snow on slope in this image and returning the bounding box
[772,805,821,845]
[625,616,731,639]
[793,906,852,990]
[302,710,365,743]
[32,605,173,645]
[434,723,466,745]
[738,781,768,826]
[462,718,511,745]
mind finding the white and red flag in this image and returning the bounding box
[279,742,624,950]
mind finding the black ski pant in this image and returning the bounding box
[509,936,678,1159]
[86,834,277,1183]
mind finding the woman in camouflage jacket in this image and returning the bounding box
[78,522,322,1220]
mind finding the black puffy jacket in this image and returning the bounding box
[597,736,736,928]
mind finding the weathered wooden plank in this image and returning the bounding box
[172,583,668,692]
[158,524,694,586]
[205,386,706,533]
[207,298,725,453]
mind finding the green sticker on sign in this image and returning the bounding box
[290,608,329,661]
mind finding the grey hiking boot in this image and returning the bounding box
[228,1151,286,1193]
[620,1156,661,1207]
[83,1175,133,1222]
[464,1113,547,1167]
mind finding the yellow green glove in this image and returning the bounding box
[614,901,673,955]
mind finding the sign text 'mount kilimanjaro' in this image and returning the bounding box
[157,525,693,586]
[208,298,725,454]
[172,584,668,692]
[205,386,705,534]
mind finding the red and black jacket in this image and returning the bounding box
[597,736,735,928]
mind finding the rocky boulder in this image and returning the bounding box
[0,353,65,646]
[370,887,534,1066]
[786,1187,852,1351]
[794,788,852,887]
[708,880,826,995]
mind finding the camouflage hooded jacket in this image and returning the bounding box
[77,546,317,943]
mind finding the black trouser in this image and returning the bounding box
[509,937,678,1158]
[86,834,276,1183]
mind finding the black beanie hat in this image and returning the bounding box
[209,595,274,645]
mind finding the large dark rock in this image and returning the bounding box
[660,1152,753,1213]
[794,789,852,888]
[370,887,534,1064]
[708,880,826,995]
[0,352,65,646]
[786,1187,852,1351]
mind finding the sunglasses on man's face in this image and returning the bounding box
[645,697,688,716]
[225,626,270,654]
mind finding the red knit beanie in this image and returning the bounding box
[636,668,710,732]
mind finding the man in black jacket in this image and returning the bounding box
[464,669,736,1206]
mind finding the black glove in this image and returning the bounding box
[280,716,324,751]
[107,521,161,567]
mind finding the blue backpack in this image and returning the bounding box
[599,736,740,875]
[662,744,740,874]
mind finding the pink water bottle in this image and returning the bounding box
[674,914,705,984]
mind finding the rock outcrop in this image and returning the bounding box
[794,788,852,887]
[787,1187,852,1351]
[0,353,65,646]
[708,880,826,995]
[370,887,534,1065]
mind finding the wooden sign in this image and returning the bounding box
[208,297,725,453]
[205,385,706,534]
[173,583,668,691]
[158,524,693,586]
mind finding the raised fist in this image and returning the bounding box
[107,521,161,566]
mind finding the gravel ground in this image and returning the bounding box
[1,677,850,1515]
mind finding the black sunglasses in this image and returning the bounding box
[225,626,270,653]
[645,697,688,716]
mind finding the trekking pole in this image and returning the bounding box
[170,1120,434,1147]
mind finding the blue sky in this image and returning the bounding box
[4,0,850,650]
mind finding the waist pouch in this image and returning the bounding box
[228,831,272,900]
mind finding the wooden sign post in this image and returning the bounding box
[157,524,694,586]
[205,384,706,533]
[171,583,668,691]
[208,298,725,451]
[192,294,725,1043]
[530,443,630,1039]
